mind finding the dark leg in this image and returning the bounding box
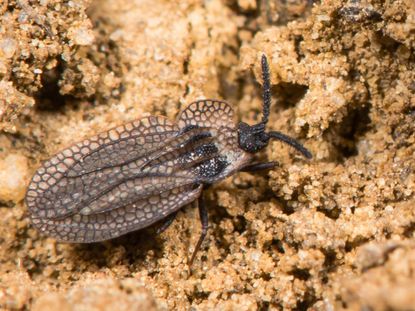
[156,212,177,234]
[241,161,278,172]
[188,195,209,269]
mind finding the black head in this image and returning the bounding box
[238,55,312,159]
[238,122,269,153]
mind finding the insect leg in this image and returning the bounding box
[241,161,278,172]
[188,195,209,268]
[156,212,178,234]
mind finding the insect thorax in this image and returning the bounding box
[189,126,253,184]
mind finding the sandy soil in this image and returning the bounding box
[0,0,414,310]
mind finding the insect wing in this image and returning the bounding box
[26,117,210,242]
[65,116,179,177]
[32,184,202,243]
[26,116,182,218]
[177,99,235,130]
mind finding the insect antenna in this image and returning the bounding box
[237,54,312,158]
[268,131,312,159]
[260,55,312,158]
[260,54,271,127]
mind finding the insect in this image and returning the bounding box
[25,55,311,267]
[338,0,382,23]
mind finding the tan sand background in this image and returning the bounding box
[0,0,414,309]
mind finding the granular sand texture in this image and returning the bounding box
[0,0,414,310]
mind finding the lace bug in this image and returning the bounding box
[25,55,311,267]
